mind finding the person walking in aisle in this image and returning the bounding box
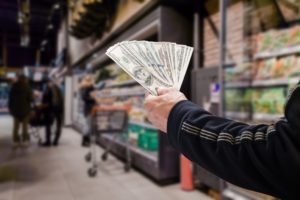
[8,74,33,147]
[144,84,300,200]
[80,74,96,147]
[50,79,64,146]
[41,78,63,147]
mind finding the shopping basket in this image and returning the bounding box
[85,105,131,177]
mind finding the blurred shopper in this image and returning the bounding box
[8,74,33,147]
[144,85,300,200]
[80,74,96,147]
[41,78,64,147]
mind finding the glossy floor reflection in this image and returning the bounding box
[0,115,212,200]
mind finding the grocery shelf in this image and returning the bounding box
[252,77,299,87]
[105,80,137,88]
[254,45,300,60]
[99,133,170,181]
[225,81,251,88]
[225,111,250,120]
[225,77,299,89]
[101,134,158,162]
[129,120,157,130]
[253,113,283,122]
[97,90,145,97]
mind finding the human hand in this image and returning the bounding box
[144,87,187,133]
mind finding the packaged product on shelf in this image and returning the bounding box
[225,68,234,82]
[252,87,285,114]
[288,56,300,77]
[272,29,289,50]
[96,97,117,104]
[288,25,300,46]
[277,56,296,78]
[270,58,287,78]
[225,89,251,113]
[225,63,252,82]
[128,124,139,145]
[255,58,277,80]
[116,69,132,82]
[95,68,111,83]
[138,128,158,151]
[129,107,146,122]
[256,30,275,52]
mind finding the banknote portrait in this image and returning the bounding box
[133,66,153,86]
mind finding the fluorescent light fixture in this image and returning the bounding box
[47,24,54,30]
[41,40,48,46]
[53,3,60,10]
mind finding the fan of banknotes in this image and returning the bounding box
[106,41,193,95]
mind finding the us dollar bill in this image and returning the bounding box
[106,44,167,95]
[106,41,193,93]
[121,41,171,86]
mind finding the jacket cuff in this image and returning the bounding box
[167,100,196,150]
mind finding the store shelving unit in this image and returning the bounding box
[251,77,299,87]
[225,81,251,89]
[96,90,145,98]
[225,77,299,89]
[252,113,282,122]
[225,111,250,121]
[100,134,158,162]
[105,79,137,88]
[129,120,157,130]
[254,45,300,60]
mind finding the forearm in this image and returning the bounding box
[167,100,299,199]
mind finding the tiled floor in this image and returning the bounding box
[0,115,212,200]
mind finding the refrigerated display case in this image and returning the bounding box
[0,82,10,114]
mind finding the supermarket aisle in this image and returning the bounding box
[0,115,212,200]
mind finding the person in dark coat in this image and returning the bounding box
[144,84,300,200]
[41,79,64,146]
[80,74,96,147]
[8,74,33,147]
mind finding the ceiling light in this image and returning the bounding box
[41,40,48,46]
[17,13,24,24]
[53,3,60,10]
[18,17,24,24]
[47,24,54,30]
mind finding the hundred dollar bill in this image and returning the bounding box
[178,46,193,88]
[152,42,174,84]
[145,41,173,84]
[121,41,171,86]
[142,41,172,84]
[106,41,193,92]
[106,44,167,95]
[174,45,186,89]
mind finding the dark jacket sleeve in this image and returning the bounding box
[167,84,300,199]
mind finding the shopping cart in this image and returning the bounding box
[85,105,131,177]
[28,106,45,145]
